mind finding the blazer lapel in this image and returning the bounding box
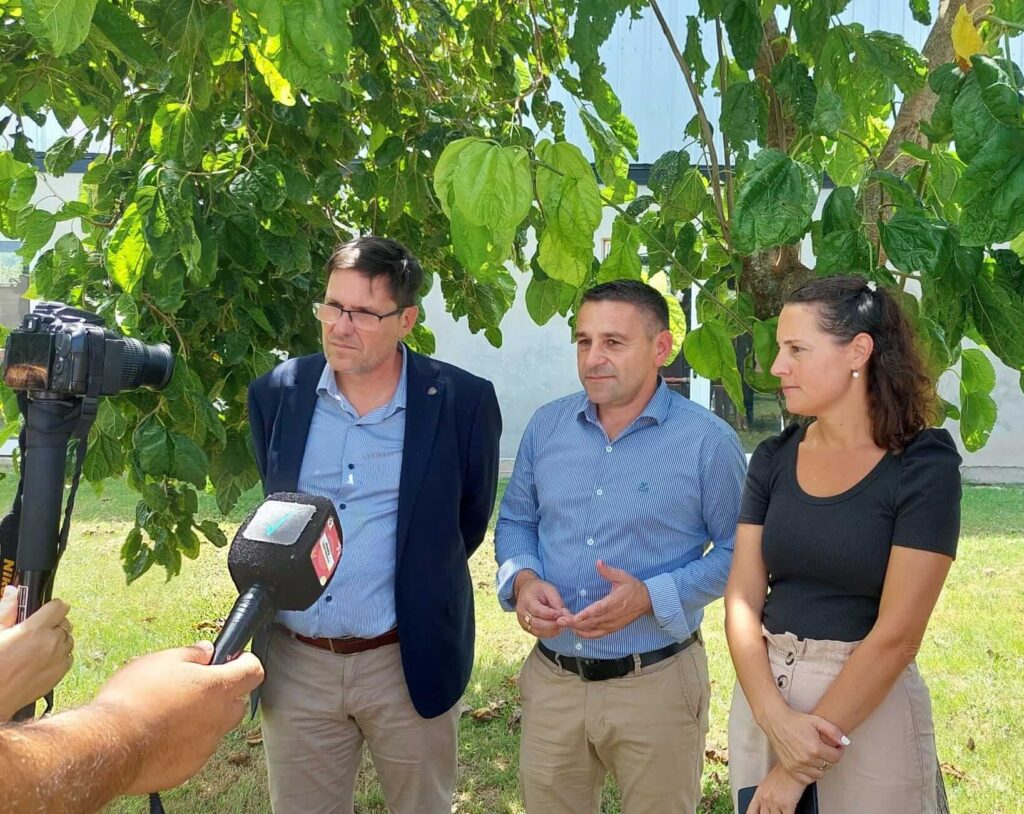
[271,357,322,493]
[396,348,443,564]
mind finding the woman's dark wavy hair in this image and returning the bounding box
[785,275,939,452]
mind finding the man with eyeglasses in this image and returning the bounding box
[247,236,502,814]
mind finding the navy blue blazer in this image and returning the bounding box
[247,347,501,718]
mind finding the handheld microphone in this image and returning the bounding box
[211,492,343,665]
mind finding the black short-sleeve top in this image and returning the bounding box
[739,424,962,642]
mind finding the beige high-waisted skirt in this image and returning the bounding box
[728,629,941,814]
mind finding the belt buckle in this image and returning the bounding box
[577,658,603,682]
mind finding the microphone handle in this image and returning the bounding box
[211,585,274,665]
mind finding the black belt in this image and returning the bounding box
[537,630,700,682]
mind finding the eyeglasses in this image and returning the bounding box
[312,302,407,331]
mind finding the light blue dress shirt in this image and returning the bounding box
[495,380,746,659]
[277,346,407,638]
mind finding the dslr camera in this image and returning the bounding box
[2,301,173,396]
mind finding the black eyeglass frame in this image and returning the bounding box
[312,302,409,330]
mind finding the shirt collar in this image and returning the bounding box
[577,377,672,430]
[316,343,408,418]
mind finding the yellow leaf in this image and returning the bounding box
[951,5,985,64]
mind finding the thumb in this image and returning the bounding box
[0,585,18,629]
[180,640,216,665]
[812,716,851,748]
[596,559,629,583]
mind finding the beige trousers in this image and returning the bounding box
[729,629,939,814]
[518,641,710,814]
[260,627,460,814]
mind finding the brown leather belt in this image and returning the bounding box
[290,627,399,655]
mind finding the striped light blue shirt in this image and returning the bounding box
[277,346,407,638]
[495,380,746,659]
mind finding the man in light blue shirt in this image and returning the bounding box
[495,279,746,814]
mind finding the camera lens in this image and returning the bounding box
[120,338,174,391]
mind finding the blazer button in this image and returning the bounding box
[427,386,438,396]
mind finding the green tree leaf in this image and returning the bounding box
[720,81,768,146]
[684,16,711,95]
[525,273,575,326]
[772,54,817,126]
[683,322,744,410]
[971,273,1024,368]
[732,150,818,253]
[878,210,950,275]
[961,347,997,393]
[721,0,762,71]
[22,0,98,56]
[598,216,642,282]
[170,433,209,488]
[134,419,171,478]
[959,389,997,451]
[151,103,203,167]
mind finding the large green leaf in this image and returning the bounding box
[961,348,997,393]
[721,0,762,71]
[22,0,98,56]
[525,273,575,326]
[684,16,711,94]
[0,154,38,230]
[878,210,950,275]
[952,72,1008,164]
[683,322,744,410]
[598,216,642,283]
[151,103,203,167]
[720,81,768,146]
[732,150,818,253]
[535,140,602,287]
[954,128,1024,246]
[451,142,532,232]
[105,202,149,294]
[170,433,210,488]
[134,419,171,478]
[971,274,1024,368]
[238,0,352,104]
[959,389,997,452]
[772,54,817,126]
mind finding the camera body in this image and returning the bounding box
[2,302,173,396]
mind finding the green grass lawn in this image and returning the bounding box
[3,477,1021,813]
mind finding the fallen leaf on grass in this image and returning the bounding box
[245,729,264,746]
[507,706,522,731]
[966,737,975,751]
[194,617,226,633]
[941,762,967,781]
[468,700,506,722]
[705,745,729,765]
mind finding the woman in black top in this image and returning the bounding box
[725,276,961,814]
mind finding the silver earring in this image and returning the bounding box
[852,369,860,379]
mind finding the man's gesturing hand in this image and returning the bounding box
[514,570,570,638]
[563,560,652,639]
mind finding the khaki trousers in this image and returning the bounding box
[260,627,459,814]
[729,629,939,814]
[518,641,711,814]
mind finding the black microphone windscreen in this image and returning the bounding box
[227,492,342,611]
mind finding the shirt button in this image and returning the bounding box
[348,463,355,470]
[579,589,587,597]
[785,652,795,666]
[324,595,333,603]
[574,643,583,651]
[586,538,595,546]
[596,488,603,496]
[339,503,346,510]
[777,675,788,689]
[605,445,612,453]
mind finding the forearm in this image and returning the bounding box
[724,594,786,727]
[0,702,145,813]
[645,543,732,637]
[811,630,918,735]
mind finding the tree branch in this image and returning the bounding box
[649,0,730,247]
